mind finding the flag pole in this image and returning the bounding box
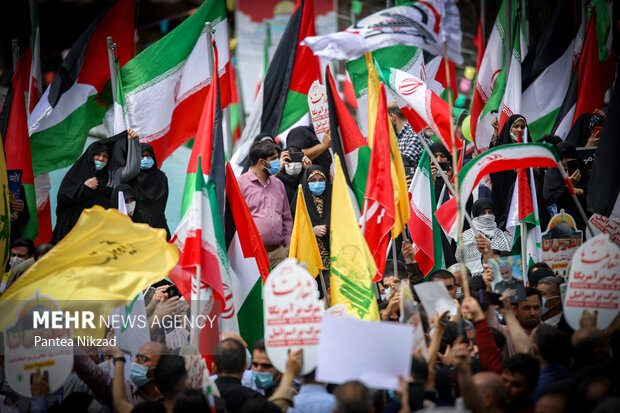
[391,234,398,279]
[205,22,215,78]
[106,37,117,102]
[319,271,330,307]
[442,43,470,300]
[519,221,528,276]
[12,39,19,71]
[418,135,479,236]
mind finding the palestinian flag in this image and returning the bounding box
[225,163,271,350]
[408,151,444,275]
[325,66,369,211]
[230,0,321,174]
[113,0,230,164]
[470,0,517,151]
[181,41,226,220]
[345,46,450,136]
[28,0,135,176]
[436,143,562,239]
[552,8,614,139]
[169,158,233,357]
[0,50,38,239]
[520,0,575,139]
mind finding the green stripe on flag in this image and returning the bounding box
[20,184,38,240]
[351,146,370,208]
[120,0,225,93]
[31,95,107,176]
[238,277,263,351]
[279,90,309,134]
[181,171,197,219]
[528,108,560,140]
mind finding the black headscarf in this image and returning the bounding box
[565,113,600,148]
[291,165,332,226]
[429,142,450,160]
[286,125,332,174]
[472,198,495,218]
[132,143,168,202]
[492,114,527,147]
[555,141,577,160]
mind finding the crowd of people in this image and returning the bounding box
[1,95,617,413]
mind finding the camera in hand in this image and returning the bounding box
[289,152,304,163]
[438,161,451,171]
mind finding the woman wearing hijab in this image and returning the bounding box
[51,130,140,243]
[291,166,331,291]
[128,143,170,239]
[489,114,527,228]
[275,146,312,205]
[543,142,587,230]
[459,198,511,277]
[565,111,604,148]
[111,184,137,218]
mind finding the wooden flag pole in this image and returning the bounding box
[442,43,470,299]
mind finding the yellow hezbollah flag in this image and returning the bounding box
[289,185,323,277]
[0,206,179,337]
[366,55,410,238]
[330,155,379,320]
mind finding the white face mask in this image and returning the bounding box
[126,201,136,217]
[9,256,24,268]
[285,162,302,177]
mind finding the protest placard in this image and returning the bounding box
[564,234,620,331]
[542,211,583,277]
[308,80,329,143]
[264,258,324,375]
[489,255,526,303]
[4,293,73,397]
[316,315,413,389]
[413,281,457,317]
[589,214,620,247]
[399,281,427,360]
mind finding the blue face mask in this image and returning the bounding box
[251,370,274,389]
[129,363,151,387]
[94,160,107,171]
[265,159,281,175]
[308,181,326,195]
[140,157,154,170]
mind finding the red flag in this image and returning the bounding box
[573,14,608,125]
[362,84,395,282]
[473,19,485,72]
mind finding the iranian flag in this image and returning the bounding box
[325,66,369,211]
[27,0,42,114]
[230,0,321,174]
[0,50,38,240]
[28,0,135,176]
[346,46,451,136]
[436,143,562,239]
[116,0,230,164]
[470,0,515,151]
[378,65,462,153]
[362,84,395,281]
[506,168,542,265]
[225,163,271,350]
[408,151,444,275]
[169,159,232,357]
[498,17,526,131]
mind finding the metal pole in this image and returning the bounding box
[106,37,117,101]
[480,0,486,47]
[391,235,398,280]
[520,221,528,277]
[205,22,215,79]
[12,39,19,71]
[504,0,512,81]
[557,164,596,238]
[442,43,470,299]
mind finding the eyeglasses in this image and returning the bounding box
[135,354,152,364]
[252,361,273,369]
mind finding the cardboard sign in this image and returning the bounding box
[489,255,526,303]
[399,281,427,360]
[4,293,73,397]
[316,315,413,390]
[111,293,150,355]
[308,80,329,143]
[7,170,22,200]
[542,211,583,277]
[589,214,620,247]
[264,258,324,375]
[413,281,457,317]
[564,234,620,331]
